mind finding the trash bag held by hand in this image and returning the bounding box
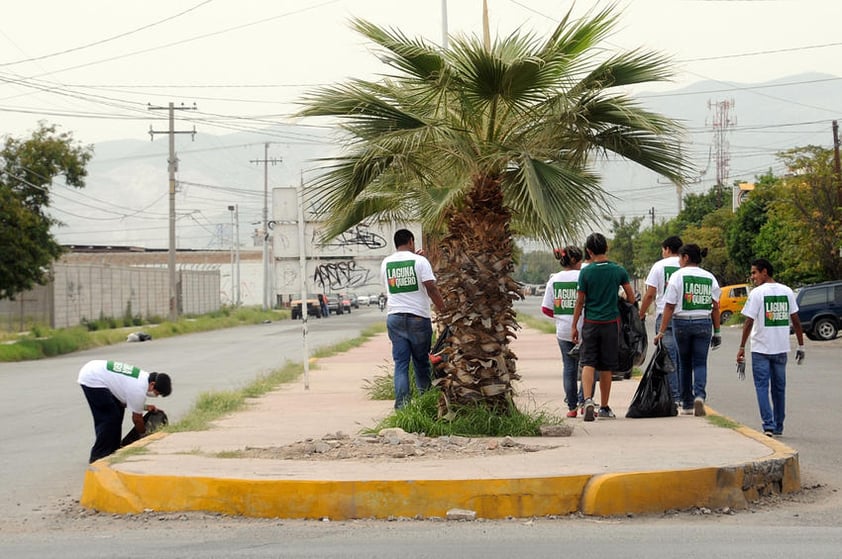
[617,298,648,372]
[626,344,677,418]
[120,409,169,447]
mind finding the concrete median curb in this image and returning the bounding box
[81,421,799,520]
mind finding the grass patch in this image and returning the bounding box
[108,444,151,464]
[368,388,565,437]
[707,414,742,430]
[516,313,555,334]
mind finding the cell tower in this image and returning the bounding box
[707,99,736,207]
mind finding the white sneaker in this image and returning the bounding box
[694,397,706,417]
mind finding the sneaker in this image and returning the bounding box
[598,406,616,419]
[681,407,694,415]
[773,431,783,436]
[764,431,774,437]
[693,397,706,417]
[583,399,595,422]
[566,409,578,418]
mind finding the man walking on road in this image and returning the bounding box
[381,229,445,410]
[572,233,635,422]
[639,235,683,404]
[78,360,171,463]
[737,258,804,437]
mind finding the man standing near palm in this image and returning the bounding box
[381,229,445,410]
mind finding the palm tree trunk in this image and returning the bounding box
[434,174,522,414]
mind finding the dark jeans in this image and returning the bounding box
[81,385,125,463]
[672,316,712,409]
[386,313,433,409]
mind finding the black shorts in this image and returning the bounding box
[580,320,620,371]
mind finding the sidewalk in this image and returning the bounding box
[80,327,799,520]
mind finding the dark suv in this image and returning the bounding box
[796,281,842,341]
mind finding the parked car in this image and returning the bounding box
[290,293,324,320]
[348,293,359,309]
[719,283,750,323]
[340,293,352,313]
[327,294,344,315]
[796,280,842,341]
[356,294,371,306]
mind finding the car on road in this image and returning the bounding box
[719,283,750,323]
[327,294,344,315]
[796,280,842,341]
[348,294,359,309]
[291,293,324,320]
[356,294,371,306]
[341,293,353,313]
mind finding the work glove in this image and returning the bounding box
[736,361,745,381]
[710,334,722,350]
[795,346,805,365]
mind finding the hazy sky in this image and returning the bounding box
[2,0,840,145]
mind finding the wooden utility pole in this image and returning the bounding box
[148,102,196,321]
[832,120,841,207]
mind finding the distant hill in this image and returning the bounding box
[50,72,842,248]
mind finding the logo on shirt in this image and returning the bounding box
[106,360,141,378]
[663,266,679,292]
[552,281,577,315]
[386,260,419,294]
[681,276,713,311]
[763,295,790,327]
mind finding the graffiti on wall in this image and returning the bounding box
[313,260,372,291]
[314,224,387,250]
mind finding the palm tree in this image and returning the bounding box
[297,5,689,414]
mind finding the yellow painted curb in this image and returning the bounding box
[82,467,591,519]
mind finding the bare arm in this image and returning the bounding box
[639,285,656,319]
[654,302,675,344]
[790,313,804,346]
[571,291,585,344]
[423,280,445,314]
[131,412,146,436]
[737,317,754,362]
[622,282,635,305]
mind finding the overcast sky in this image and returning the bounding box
[2,0,840,145]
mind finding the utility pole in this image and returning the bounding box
[648,206,655,228]
[227,204,241,306]
[251,143,282,310]
[832,120,841,207]
[148,102,196,322]
[441,0,448,49]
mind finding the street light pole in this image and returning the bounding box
[228,205,235,305]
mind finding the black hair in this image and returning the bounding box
[554,245,583,268]
[662,236,683,254]
[148,372,172,397]
[678,243,707,264]
[751,258,774,277]
[585,232,608,256]
[393,229,414,248]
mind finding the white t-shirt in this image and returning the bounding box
[741,282,799,355]
[663,266,721,317]
[380,250,436,318]
[644,255,681,315]
[542,269,583,341]
[77,359,150,415]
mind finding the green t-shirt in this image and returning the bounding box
[577,261,630,321]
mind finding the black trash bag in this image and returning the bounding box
[120,409,169,447]
[618,297,647,373]
[626,344,677,418]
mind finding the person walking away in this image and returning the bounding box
[381,229,445,409]
[541,246,584,418]
[736,258,804,436]
[572,233,635,422]
[638,235,683,405]
[78,360,172,463]
[655,244,721,416]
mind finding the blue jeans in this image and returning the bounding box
[386,313,433,409]
[751,352,787,433]
[672,317,712,409]
[655,314,681,401]
[557,339,579,410]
